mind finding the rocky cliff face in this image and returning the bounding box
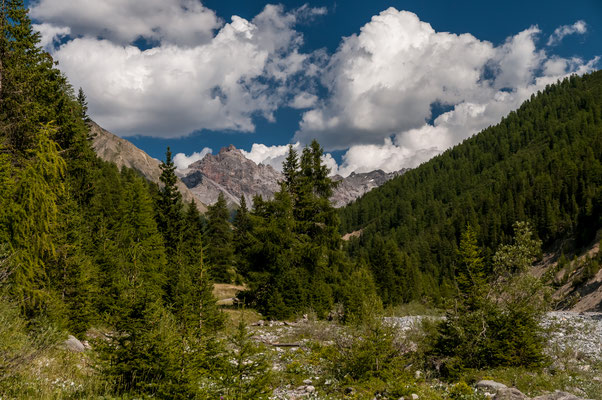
[89,122,208,213]
[330,169,406,208]
[180,145,406,208]
[181,145,282,207]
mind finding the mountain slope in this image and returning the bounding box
[331,169,406,208]
[340,71,602,304]
[89,122,208,212]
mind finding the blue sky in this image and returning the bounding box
[28,0,601,175]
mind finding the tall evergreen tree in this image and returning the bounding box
[233,195,254,278]
[456,224,486,305]
[77,87,90,122]
[156,147,184,300]
[206,192,234,282]
[9,123,65,312]
[0,0,66,153]
[175,200,224,334]
[282,144,299,195]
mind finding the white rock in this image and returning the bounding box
[303,379,313,385]
[64,335,85,352]
[411,394,419,400]
[477,380,508,391]
[305,385,315,393]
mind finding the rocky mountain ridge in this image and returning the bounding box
[89,122,208,212]
[179,145,406,208]
[180,145,282,207]
[90,122,405,210]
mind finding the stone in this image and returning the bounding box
[477,380,508,391]
[64,335,85,352]
[493,388,529,400]
[411,394,419,400]
[532,391,582,400]
[303,379,313,385]
[305,385,315,393]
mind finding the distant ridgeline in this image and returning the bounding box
[339,71,602,305]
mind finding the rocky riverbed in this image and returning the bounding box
[541,312,602,362]
[246,312,602,399]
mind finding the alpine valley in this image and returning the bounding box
[1,1,602,399]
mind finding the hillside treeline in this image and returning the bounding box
[339,71,602,305]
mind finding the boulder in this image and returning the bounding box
[64,335,85,352]
[493,387,529,400]
[477,380,508,391]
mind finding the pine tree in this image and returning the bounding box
[77,87,90,122]
[206,192,234,282]
[456,224,485,304]
[233,195,254,278]
[156,147,184,301]
[175,200,224,334]
[282,144,299,194]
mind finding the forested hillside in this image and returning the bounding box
[340,71,602,305]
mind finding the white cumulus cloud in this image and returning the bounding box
[547,20,587,46]
[173,147,212,170]
[31,0,221,46]
[32,3,325,137]
[294,8,598,175]
[241,142,340,176]
[32,23,70,50]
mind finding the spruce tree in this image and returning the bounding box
[456,224,486,306]
[175,200,224,334]
[282,144,299,195]
[157,147,183,255]
[77,87,90,122]
[219,320,272,400]
[233,195,254,278]
[156,147,184,301]
[95,173,177,396]
[206,192,234,282]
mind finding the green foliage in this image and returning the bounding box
[176,200,225,334]
[240,141,376,320]
[326,316,401,383]
[218,319,272,400]
[9,123,65,312]
[207,192,235,282]
[341,71,602,303]
[429,223,547,376]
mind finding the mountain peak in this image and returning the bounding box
[219,144,239,154]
